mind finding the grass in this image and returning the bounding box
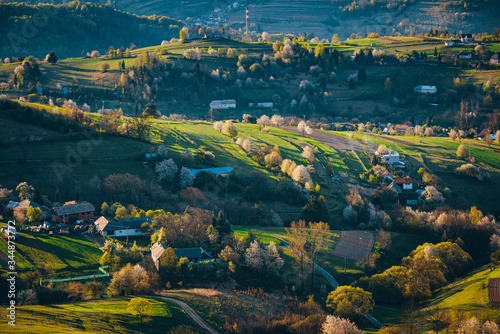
[338,131,500,214]
[1,297,196,333]
[420,264,500,330]
[0,230,102,274]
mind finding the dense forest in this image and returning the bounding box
[0,2,183,59]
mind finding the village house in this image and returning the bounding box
[444,39,461,47]
[94,216,152,237]
[150,241,213,270]
[395,177,413,191]
[189,167,234,177]
[490,54,499,65]
[11,199,51,219]
[382,151,400,164]
[394,124,409,134]
[460,34,475,43]
[52,201,95,223]
[209,99,236,109]
[398,192,419,206]
[248,99,273,108]
[414,85,437,94]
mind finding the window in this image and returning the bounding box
[107,230,115,236]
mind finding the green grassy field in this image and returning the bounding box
[0,297,196,333]
[336,131,500,214]
[420,265,500,330]
[0,229,102,275]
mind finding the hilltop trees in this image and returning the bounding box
[45,52,58,65]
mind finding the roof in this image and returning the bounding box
[189,167,234,177]
[150,241,166,260]
[96,216,152,232]
[414,85,437,90]
[395,177,413,185]
[398,192,419,200]
[53,202,95,216]
[174,247,213,260]
[210,99,236,104]
[394,124,409,130]
[16,199,50,211]
[383,151,399,156]
[478,129,491,138]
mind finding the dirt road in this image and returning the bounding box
[283,127,372,152]
[157,296,220,334]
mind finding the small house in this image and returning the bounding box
[52,201,95,223]
[380,171,395,184]
[477,129,491,140]
[444,40,460,47]
[382,152,400,165]
[398,192,419,206]
[458,52,472,59]
[189,167,234,177]
[248,99,273,108]
[395,177,413,191]
[15,199,50,219]
[174,247,213,262]
[94,216,152,237]
[59,228,70,234]
[150,242,213,270]
[2,226,19,239]
[36,87,43,95]
[414,85,437,94]
[145,153,157,159]
[491,54,499,65]
[209,99,236,110]
[394,124,409,134]
[460,34,475,43]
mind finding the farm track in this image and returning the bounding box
[265,233,384,329]
[157,296,221,334]
[282,127,369,152]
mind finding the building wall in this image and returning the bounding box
[402,183,413,190]
[104,229,144,237]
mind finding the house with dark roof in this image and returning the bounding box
[477,129,492,140]
[94,216,151,237]
[414,85,437,94]
[460,34,475,43]
[491,54,499,65]
[189,167,234,177]
[150,242,213,270]
[52,202,95,223]
[398,192,419,206]
[248,99,273,108]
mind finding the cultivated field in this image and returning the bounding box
[489,278,500,310]
[332,231,374,262]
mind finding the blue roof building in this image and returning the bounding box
[189,167,233,177]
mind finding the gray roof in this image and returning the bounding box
[17,199,50,212]
[95,216,151,232]
[53,202,95,216]
[189,167,233,177]
[150,241,166,260]
[174,247,213,260]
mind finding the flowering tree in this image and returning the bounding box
[179,167,193,188]
[302,146,315,163]
[322,315,365,334]
[266,242,284,275]
[271,114,283,127]
[292,165,311,184]
[214,121,224,132]
[155,159,178,182]
[222,120,238,137]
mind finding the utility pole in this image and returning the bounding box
[126,226,129,246]
[246,7,249,41]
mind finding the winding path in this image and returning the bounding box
[264,233,385,329]
[157,296,220,334]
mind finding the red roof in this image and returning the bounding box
[395,177,413,185]
[478,129,491,138]
[395,124,409,130]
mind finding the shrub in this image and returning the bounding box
[455,163,489,181]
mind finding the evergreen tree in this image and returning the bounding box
[302,195,329,223]
[358,66,366,82]
[46,52,58,65]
